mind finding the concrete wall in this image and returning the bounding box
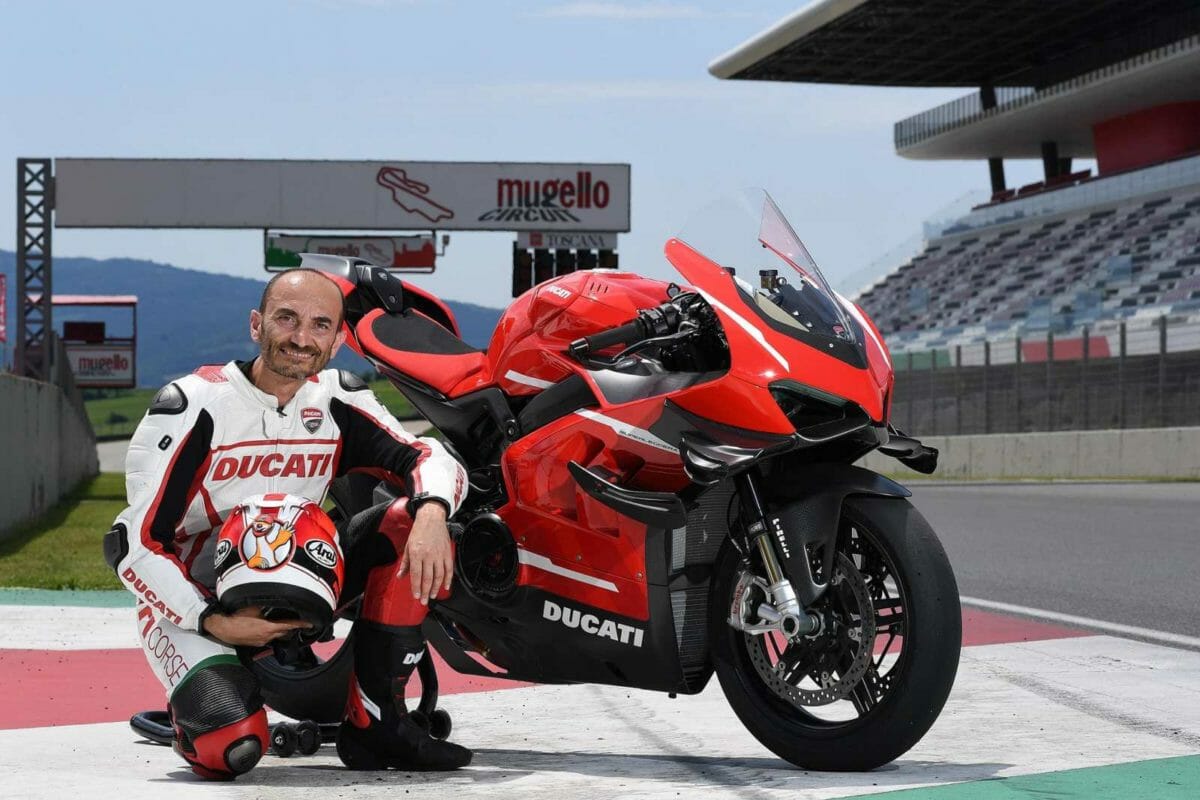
[859,427,1200,481]
[0,373,99,539]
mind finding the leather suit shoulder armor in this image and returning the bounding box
[338,370,369,392]
[148,382,188,416]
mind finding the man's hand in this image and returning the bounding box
[202,606,310,647]
[398,502,453,605]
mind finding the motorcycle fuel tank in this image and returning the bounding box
[487,271,674,397]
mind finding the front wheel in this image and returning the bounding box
[710,496,961,771]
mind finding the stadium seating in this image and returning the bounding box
[856,181,1200,353]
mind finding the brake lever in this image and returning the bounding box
[608,326,698,361]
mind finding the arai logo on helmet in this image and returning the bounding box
[305,539,338,568]
[214,539,233,567]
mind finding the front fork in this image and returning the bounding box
[733,470,822,638]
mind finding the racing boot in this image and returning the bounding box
[336,621,472,771]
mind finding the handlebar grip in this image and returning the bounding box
[583,319,645,352]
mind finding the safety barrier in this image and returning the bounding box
[860,426,1200,481]
[0,335,99,539]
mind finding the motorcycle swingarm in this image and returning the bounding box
[764,463,910,606]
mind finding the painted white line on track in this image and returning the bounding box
[961,594,1200,650]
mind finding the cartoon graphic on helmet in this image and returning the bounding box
[214,494,345,629]
[242,513,296,570]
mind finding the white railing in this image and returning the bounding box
[894,34,1200,151]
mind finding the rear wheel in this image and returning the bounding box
[248,633,355,724]
[711,496,961,771]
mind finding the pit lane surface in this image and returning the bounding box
[908,482,1200,641]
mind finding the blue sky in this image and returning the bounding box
[1,0,1057,307]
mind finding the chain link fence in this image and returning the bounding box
[892,316,1200,435]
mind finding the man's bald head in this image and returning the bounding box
[251,269,348,381]
[259,269,346,327]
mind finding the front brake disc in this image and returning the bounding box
[745,553,877,707]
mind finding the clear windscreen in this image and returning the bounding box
[675,189,858,345]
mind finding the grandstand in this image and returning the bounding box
[856,162,1200,354]
[711,1,1200,432]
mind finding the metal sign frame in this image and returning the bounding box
[14,157,629,381]
[15,159,53,381]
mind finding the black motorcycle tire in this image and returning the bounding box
[710,495,961,771]
[248,634,355,725]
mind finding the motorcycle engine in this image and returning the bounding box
[455,512,518,600]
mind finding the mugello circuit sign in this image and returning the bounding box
[64,343,136,388]
[53,159,631,233]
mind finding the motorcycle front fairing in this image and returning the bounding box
[663,190,921,608]
[664,190,892,430]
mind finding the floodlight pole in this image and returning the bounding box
[15,158,53,381]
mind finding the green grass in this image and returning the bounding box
[364,379,416,419]
[84,379,417,440]
[0,473,128,590]
[84,388,158,439]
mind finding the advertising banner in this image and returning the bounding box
[65,343,136,388]
[55,159,631,232]
[0,274,6,344]
[516,231,618,250]
[266,233,435,271]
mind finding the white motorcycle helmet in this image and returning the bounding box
[213,494,345,630]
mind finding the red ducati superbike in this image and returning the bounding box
[254,189,960,771]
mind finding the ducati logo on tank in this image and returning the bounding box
[301,407,324,434]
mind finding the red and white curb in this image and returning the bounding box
[1,603,1198,799]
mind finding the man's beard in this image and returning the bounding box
[260,338,332,380]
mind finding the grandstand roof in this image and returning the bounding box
[899,43,1200,160]
[710,0,1200,88]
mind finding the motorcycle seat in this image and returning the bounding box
[355,307,486,396]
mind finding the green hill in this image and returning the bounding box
[1,250,501,388]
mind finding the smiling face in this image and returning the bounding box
[250,270,346,380]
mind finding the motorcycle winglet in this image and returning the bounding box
[568,461,687,529]
[878,428,940,475]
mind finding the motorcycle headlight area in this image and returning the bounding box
[768,380,870,443]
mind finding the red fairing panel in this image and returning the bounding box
[845,299,895,420]
[497,402,692,622]
[486,272,674,398]
[664,238,886,423]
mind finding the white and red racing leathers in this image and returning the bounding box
[112,361,467,633]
